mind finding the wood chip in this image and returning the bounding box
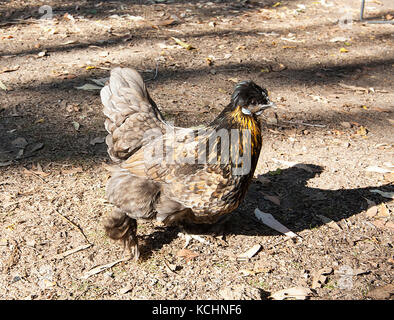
[237,244,261,261]
[270,286,312,300]
[119,284,134,294]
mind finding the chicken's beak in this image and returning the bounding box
[255,101,276,115]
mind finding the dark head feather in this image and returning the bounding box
[231,81,269,108]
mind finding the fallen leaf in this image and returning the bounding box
[85,66,97,70]
[316,215,342,231]
[366,200,378,217]
[365,166,392,174]
[75,84,102,91]
[81,258,127,279]
[383,172,394,183]
[262,194,281,206]
[330,36,349,42]
[256,175,271,186]
[171,37,194,50]
[272,2,281,7]
[312,267,332,289]
[0,65,20,74]
[89,77,108,86]
[11,137,28,148]
[355,126,368,136]
[31,142,44,153]
[237,244,261,261]
[239,269,256,276]
[72,121,80,131]
[119,284,134,294]
[176,248,198,260]
[89,137,105,145]
[377,204,390,218]
[23,167,50,177]
[370,190,394,199]
[63,13,75,22]
[0,80,8,91]
[270,286,312,300]
[367,284,394,300]
[254,208,299,238]
[339,47,349,53]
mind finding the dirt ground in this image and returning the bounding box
[0,0,393,300]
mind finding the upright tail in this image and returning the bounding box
[100,67,167,163]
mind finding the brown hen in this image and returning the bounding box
[101,67,275,260]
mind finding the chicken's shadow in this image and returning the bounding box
[139,164,393,260]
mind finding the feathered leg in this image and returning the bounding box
[103,208,140,261]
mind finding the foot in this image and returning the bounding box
[178,232,210,248]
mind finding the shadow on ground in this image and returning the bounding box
[138,164,393,260]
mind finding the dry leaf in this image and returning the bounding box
[75,84,102,91]
[316,214,342,231]
[81,258,126,279]
[339,47,349,53]
[11,137,28,148]
[262,194,281,206]
[377,204,390,218]
[365,166,392,174]
[171,37,194,50]
[119,284,134,294]
[176,248,198,260]
[254,208,299,238]
[256,175,271,186]
[23,167,50,177]
[63,13,75,22]
[237,244,261,261]
[312,267,333,289]
[366,201,378,217]
[0,80,8,91]
[89,137,105,145]
[370,190,394,199]
[0,65,20,74]
[72,121,80,131]
[270,286,312,300]
[367,284,394,300]
[383,172,394,183]
[356,126,368,136]
[239,269,256,276]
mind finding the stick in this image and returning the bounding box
[52,243,92,260]
[53,208,90,244]
[281,120,326,128]
[81,258,127,279]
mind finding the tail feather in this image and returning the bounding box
[101,67,166,162]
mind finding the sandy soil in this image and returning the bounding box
[0,0,393,300]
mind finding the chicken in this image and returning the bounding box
[100,67,275,260]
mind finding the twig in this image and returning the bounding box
[281,120,326,128]
[81,258,127,279]
[53,207,90,244]
[52,243,92,260]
